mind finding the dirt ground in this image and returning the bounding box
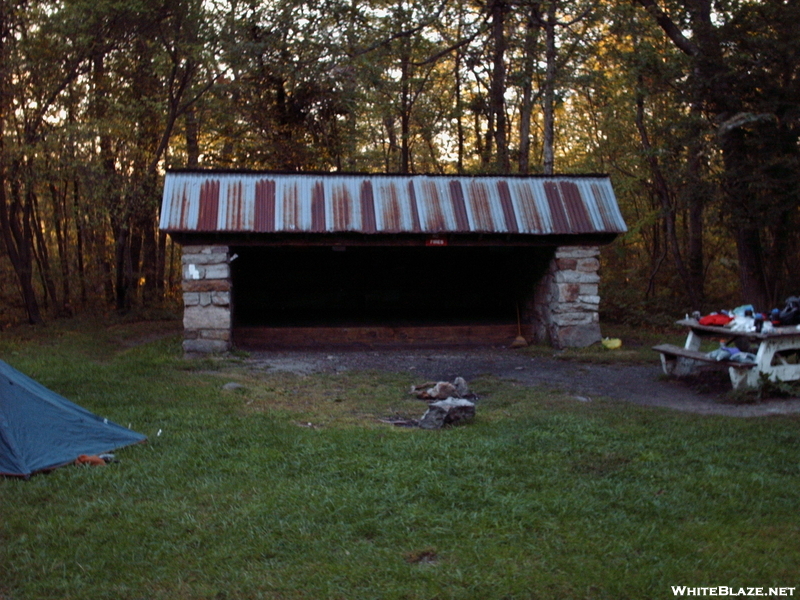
[244,346,800,418]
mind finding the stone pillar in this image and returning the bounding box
[181,245,232,354]
[531,246,601,349]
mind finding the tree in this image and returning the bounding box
[0,0,98,323]
[85,0,215,310]
[634,0,800,309]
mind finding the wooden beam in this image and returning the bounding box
[168,232,618,248]
[234,324,533,349]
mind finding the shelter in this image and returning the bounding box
[0,360,147,477]
[159,170,627,352]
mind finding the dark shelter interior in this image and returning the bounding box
[231,245,553,328]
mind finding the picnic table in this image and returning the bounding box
[653,318,800,389]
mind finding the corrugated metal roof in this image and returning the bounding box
[159,171,627,236]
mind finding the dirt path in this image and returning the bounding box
[245,347,800,418]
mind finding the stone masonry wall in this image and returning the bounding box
[181,245,232,354]
[530,246,601,349]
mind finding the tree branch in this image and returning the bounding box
[349,0,451,58]
[412,25,487,67]
[635,0,699,56]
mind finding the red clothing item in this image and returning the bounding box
[698,314,734,326]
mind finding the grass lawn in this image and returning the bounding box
[1,318,798,599]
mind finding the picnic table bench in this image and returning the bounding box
[653,318,800,389]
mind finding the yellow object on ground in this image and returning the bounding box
[602,338,623,349]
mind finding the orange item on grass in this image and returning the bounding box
[75,454,106,466]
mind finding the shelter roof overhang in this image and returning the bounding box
[160,170,627,244]
[165,230,619,248]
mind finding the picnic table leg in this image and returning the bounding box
[728,367,760,389]
[728,341,788,389]
[668,329,705,376]
[745,338,800,387]
[659,351,701,377]
[684,329,702,352]
[727,341,764,389]
[659,353,676,375]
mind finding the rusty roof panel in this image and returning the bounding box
[559,181,594,233]
[449,181,470,231]
[508,180,544,233]
[589,182,620,232]
[197,180,220,231]
[224,180,247,231]
[465,180,497,232]
[360,180,377,233]
[494,181,518,233]
[311,182,325,232]
[374,180,403,232]
[280,181,301,231]
[215,179,228,230]
[160,172,626,236]
[331,182,352,231]
[543,182,571,234]
[417,179,447,232]
[407,180,422,232]
[174,182,190,230]
[254,179,276,232]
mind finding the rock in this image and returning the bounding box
[427,381,458,399]
[183,305,231,330]
[419,398,476,429]
[453,377,470,397]
[410,381,437,396]
[411,377,473,400]
[222,382,244,391]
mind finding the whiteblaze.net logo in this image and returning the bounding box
[672,587,796,597]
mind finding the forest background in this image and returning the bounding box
[0,0,798,328]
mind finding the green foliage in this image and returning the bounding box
[725,373,800,405]
[2,322,800,598]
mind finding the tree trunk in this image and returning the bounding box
[720,125,770,308]
[735,225,769,310]
[473,101,485,165]
[49,182,72,313]
[113,221,131,312]
[156,229,167,293]
[518,2,541,174]
[140,215,159,305]
[684,109,706,309]
[72,177,87,305]
[489,0,510,173]
[29,184,61,312]
[399,37,411,174]
[128,222,144,307]
[384,115,398,172]
[454,18,465,174]
[185,105,200,167]
[0,170,43,324]
[542,1,557,175]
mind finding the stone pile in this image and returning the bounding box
[419,398,476,430]
[411,377,476,430]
